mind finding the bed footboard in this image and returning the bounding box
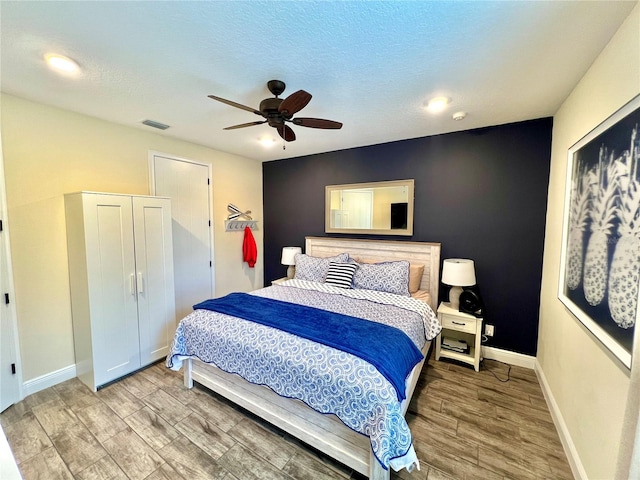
[180,356,405,479]
[178,343,429,480]
[190,358,373,475]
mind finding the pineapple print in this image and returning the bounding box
[608,126,640,328]
[583,150,619,306]
[566,162,591,290]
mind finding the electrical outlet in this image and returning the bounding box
[485,324,495,337]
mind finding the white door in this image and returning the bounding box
[0,204,20,413]
[0,228,20,412]
[150,154,213,321]
[133,196,176,365]
[84,194,141,386]
[341,190,373,229]
[0,136,21,412]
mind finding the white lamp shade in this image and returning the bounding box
[281,247,302,266]
[441,258,476,286]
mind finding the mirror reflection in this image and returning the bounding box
[325,179,414,236]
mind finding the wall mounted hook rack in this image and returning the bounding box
[225,220,259,231]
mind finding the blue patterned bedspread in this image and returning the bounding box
[166,279,441,471]
[193,292,423,401]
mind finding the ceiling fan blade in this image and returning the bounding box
[278,90,312,117]
[292,117,343,129]
[277,125,296,142]
[223,120,267,130]
[208,95,264,116]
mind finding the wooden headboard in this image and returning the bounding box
[305,237,441,312]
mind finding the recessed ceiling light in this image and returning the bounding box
[425,96,450,113]
[44,53,80,74]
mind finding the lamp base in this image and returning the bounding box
[448,286,463,310]
[286,265,296,279]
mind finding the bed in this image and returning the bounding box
[168,236,441,479]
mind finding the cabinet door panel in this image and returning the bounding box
[133,197,175,366]
[84,195,140,385]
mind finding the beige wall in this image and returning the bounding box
[538,4,639,478]
[0,94,263,382]
[372,187,407,230]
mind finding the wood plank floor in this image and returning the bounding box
[1,354,573,480]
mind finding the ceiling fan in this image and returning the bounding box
[208,80,343,142]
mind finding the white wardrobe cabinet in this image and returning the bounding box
[65,192,176,391]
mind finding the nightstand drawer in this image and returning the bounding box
[441,315,477,334]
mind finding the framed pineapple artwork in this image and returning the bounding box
[559,94,639,369]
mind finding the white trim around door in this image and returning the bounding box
[149,151,215,320]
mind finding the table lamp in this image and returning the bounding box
[281,247,302,279]
[441,258,476,309]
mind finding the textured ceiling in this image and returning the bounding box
[0,1,636,162]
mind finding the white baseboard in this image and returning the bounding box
[535,359,586,480]
[22,364,76,397]
[481,346,536,369]
[480,349,585,479]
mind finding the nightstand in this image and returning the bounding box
[436,302,483,372]
[272,277,289,285]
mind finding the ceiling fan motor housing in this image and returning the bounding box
[260,97,287,126]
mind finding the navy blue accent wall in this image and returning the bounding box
[263,118,552,356]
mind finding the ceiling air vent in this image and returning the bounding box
[142,119,170,130]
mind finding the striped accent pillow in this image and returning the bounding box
[324,262,358,289]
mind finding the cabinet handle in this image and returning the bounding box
[452,321,466,326]
[130,274,136,296]
[137,273,144,295]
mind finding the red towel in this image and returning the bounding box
[242,226,257,268]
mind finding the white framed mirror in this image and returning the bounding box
[325,179,414,236]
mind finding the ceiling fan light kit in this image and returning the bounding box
[426,96,450,113]
[209,80,343,142]
[44,53,80,74]
[259,137,277,147]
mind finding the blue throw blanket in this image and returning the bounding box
[193,292,423,401]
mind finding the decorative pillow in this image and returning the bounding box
[324,261,358,289]
[409,264,425,293]
[352,260,411,296]
[294,253,349,282]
